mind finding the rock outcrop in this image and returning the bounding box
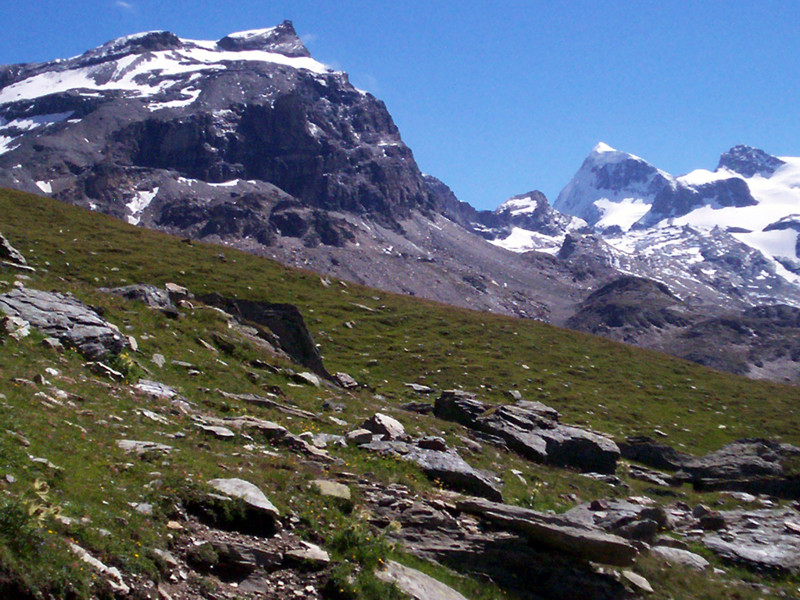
[621,437,800,497]
[0,287,127,358]
[434,391,620,473]
[457,497,639,567]
[200,294,331,380]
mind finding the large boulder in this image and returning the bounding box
[0,287,127,358]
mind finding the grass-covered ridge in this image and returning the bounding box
[1,187,800,600]
[2,188,799,452]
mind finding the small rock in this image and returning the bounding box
[134,380,177,399]
[311,479,352,503]
[86,361,124,380]
[404,383,434,394]
[151,354,166,368]
[197,424,236,439]
[651,545,709,570]
[285,541,330,569]
[208,478,279,519]
[1,315,30,339]
[133,503,154,516]
[621,570,653,594]
[417,436,448,451]
[784,521,800,535]
[117,440,174,456]
[41,337,63,352]
[164,282,192,302]
[294,371,321,387]
[347,429,374,445]
[335,372,359,389]
[69,542,130,594]
[362,413,405,440]
[699,513,726,531]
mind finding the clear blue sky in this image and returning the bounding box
[3,1,799,210]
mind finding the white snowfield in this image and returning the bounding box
[492,143,800,297]
[0,32,331,106]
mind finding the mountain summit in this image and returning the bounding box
[0,22,434,231]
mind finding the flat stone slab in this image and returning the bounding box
[377,560,469,600]
[117,440,174,456]
[651,546,709,570]
[311,479,352,502]
[0,287,127,358]
[457,497,638,567]
[702,507,800,572]
[362,440,502,501]
[208,477,279,519]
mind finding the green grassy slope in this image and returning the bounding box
[1,187,799,600]
[2,188,798,452]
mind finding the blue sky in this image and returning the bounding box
[3,1,799,209]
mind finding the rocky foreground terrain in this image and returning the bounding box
[2,190,800,599]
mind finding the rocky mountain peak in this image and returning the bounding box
[217,20,311,57]
[496,191,548,216]
[553,143,672,226]
[717,145,785,178]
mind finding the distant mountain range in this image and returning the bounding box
[3,21,800,381]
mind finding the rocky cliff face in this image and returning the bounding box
[0,21,434,232]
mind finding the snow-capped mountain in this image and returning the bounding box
[0,21,434,234]
[0,22,587,322]
[3,23,800,380]
[491,143,800,309]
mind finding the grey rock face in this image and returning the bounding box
[621,437,800,497]
[643,177,757,225]
[0,23,432,231]
[702,507,800,572]
[217,21,311,57]
[0,287,127,358]
[718,145,786,178]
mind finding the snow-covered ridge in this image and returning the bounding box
[0,28,329,106]
[497,194,542,216]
